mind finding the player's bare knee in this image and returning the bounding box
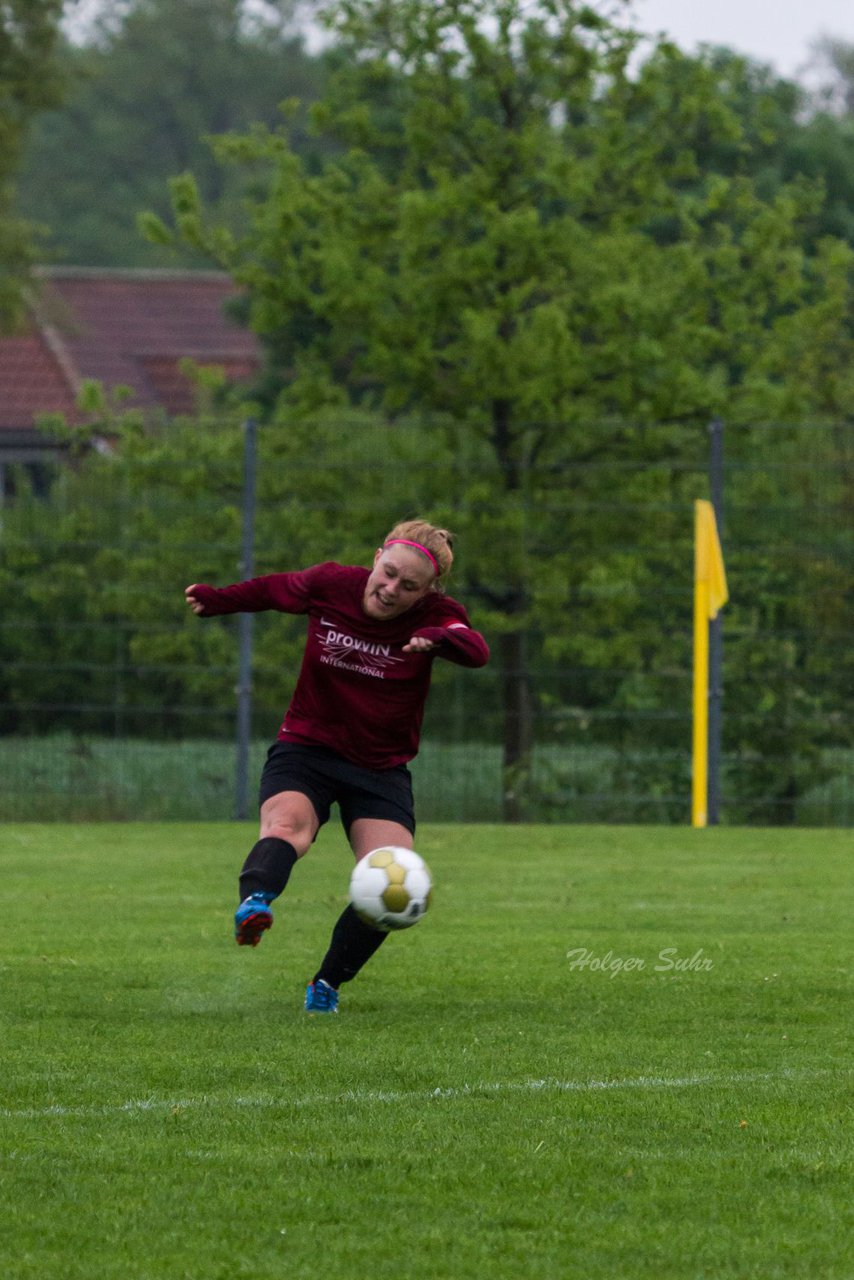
[260,818,313,855]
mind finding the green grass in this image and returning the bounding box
[1,823,852,1279]
[2,734,852,824]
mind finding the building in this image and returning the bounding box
[0,266,261,497]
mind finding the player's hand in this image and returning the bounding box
[403,636,436,653]
[185,585,205,615]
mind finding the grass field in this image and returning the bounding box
[1,822,852,1279]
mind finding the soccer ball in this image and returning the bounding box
[349,847,433,932]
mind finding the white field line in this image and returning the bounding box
[0,1067,835,1123]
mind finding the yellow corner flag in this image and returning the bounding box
[692,500,728,827]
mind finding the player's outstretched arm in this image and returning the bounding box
[183,571,315,618]
[406,624,489,667]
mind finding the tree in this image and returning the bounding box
[685,45,854,250]
[147,0,854,818]
[7,401,849,825]
[0,0,65,324]
[15,0,327,267]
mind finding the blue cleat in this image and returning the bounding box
[304,979,339,1014]
[234,893,274,947]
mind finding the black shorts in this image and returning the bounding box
[258,741,415,837]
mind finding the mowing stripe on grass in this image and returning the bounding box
[0,1066,836,1122]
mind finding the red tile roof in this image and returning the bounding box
[140,356,260,417]
[0,327,79,429]
[0,268,262,443]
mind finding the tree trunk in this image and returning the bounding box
[489,396,533,822]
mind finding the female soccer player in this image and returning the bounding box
[185,519,489,1013]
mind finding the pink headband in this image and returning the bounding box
[384,538,440,576]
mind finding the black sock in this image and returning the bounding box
[314,905,388,989]
[238,837,298,903]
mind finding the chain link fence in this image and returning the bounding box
[1,417,851,825]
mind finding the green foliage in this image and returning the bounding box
[0,404,239,737]
[15,0,328,268]
[166,4,854,426]
[720,424,854,821]
[683,43,854,251]
[0,0,64,324]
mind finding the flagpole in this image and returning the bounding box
[691,498,728,829]
[692,503,710,828]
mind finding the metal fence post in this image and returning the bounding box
[708,418,725,825]
[234,418,257,821]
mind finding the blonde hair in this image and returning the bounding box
[382,519,455,590]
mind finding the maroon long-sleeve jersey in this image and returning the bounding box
[191,562,489,769]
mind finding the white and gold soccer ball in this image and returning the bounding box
[349,847,433,932]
